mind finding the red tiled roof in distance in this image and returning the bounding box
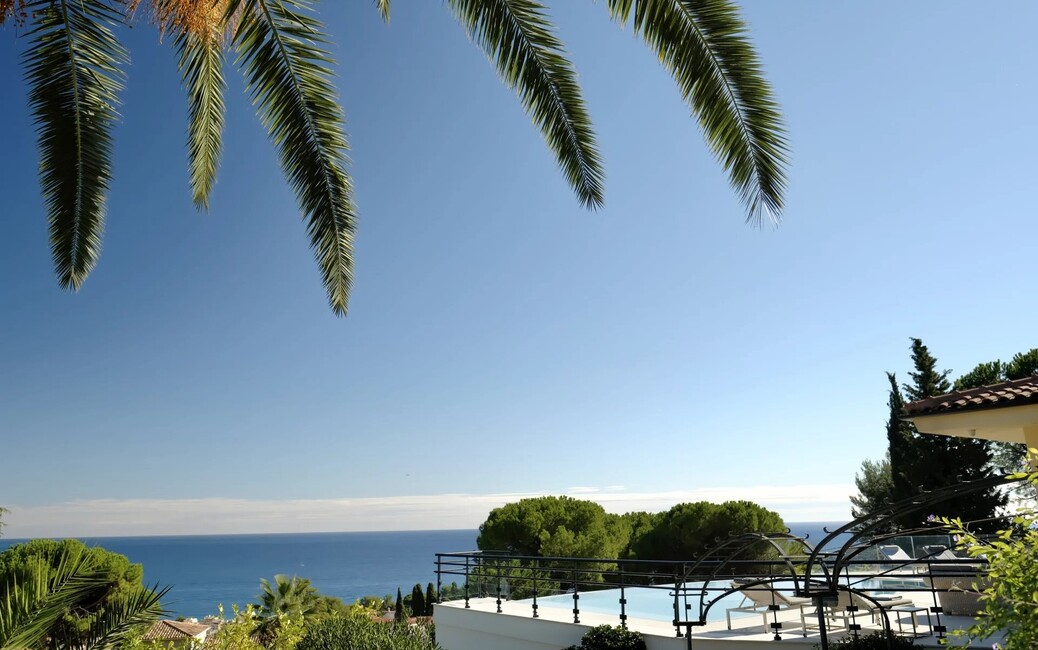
[902,375,1038,417]
[142,620,211,641]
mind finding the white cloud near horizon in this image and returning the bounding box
[2,484,855,538]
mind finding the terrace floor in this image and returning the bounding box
[435,593,1003,650]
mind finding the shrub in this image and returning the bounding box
[818,632,915,649]
[297,617,438,650]
[941,459,1038,650]
[563,625,646,650]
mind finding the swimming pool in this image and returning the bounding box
[527,584,753,624]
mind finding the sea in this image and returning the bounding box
[0,522,844,619]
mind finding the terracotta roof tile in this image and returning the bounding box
[143,620,211,640]
[902,375,1038,417]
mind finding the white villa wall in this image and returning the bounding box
[434,603,767,650]
[433,601,990,649]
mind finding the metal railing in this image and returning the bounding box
[434,545,989,649]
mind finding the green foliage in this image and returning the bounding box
[409,584,425,618]
[436,582,465,602]
[163,2,226,212]
[207,604,306,650]
[817,631,915,649]
[297,616,438,650]
[1006,349,1038,379]
[0,539,153,645]
[883,371,912,513]
[0,542,165,650]
[954,349,1038,476]
[616,512,659,560]
[12,0,787,316]
[852,339,1006,530]
[631,500,784,561]
[478,496,626,559]
[424,584,435,615]
[310,594,354,621]
[256,575,319,619]
[447,0,603,209]
[941,463,1038,650]
[605,0,788,224]
[22,0,127,291]
[850,453,893,520]
[562,624,646,650]
[231,0,357,315]
[393,588,405,623]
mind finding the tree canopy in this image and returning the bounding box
[0,539,164,649]
[852,339,1010,531]
[477,496,628,559]
[477,496,783,562]
[2,0,788,316]
[631,500,784,561]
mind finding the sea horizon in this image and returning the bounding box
[0,523,846,618]
[0,520,842,543]
[0,528,478,544]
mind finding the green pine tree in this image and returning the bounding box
[891,339,1005,531]
[885,372,914,506]
[394,587,404,623]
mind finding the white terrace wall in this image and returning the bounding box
[433,604,779,650]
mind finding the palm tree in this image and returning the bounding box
[255,575,317,619]
[4,0,788,316]
[0,546,166,650]
[252,575,316,643]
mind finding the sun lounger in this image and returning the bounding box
[802,591,913,634]
[879,545,912,562]
[924,564,987,616]
[725,580,811,636]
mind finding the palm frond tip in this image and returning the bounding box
[233,0,357,315]
[449,0,605,209]
[608,0,788,225]
[23,0,128,290]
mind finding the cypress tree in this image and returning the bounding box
[885,372,913,506]
[425,583,436,615]
[394,587,404,622]
[892,339,1005,531]
[411,583,425,619]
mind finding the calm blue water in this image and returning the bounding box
[0,522,842,620]
[0,530,477,619]
[537,585,749,623]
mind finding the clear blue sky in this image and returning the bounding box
[2,1,1036,536]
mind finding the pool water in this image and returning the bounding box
[528,584,753,623]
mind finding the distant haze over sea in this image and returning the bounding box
[0,523,843,619]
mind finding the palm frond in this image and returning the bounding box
[231,0,356,315]
[607,0,788,225]
[0,547,103,650]
[448,0,604,209]
[374,0,390,23]
[22,0,128,290]
[81,584,168,650]
[174,20,227,210]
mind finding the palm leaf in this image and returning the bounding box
[22,0,128,290]
[607,0,788,224]
[374,0,390,22]
[81,584,168,650]
[231,0,356,315]
[0,548,101,649]
[1,549,166,650]
[174,21,227,210]
[448,0,604,209]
